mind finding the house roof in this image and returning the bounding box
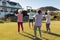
[7,1,17,6]
[0,1,22,9]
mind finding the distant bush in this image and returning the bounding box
[5,16,29,22]
[50,12,60,21]
[10,16,17,22]
[0,20,4,23]
[23,16,29,22]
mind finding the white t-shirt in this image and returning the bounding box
[45,14,51,24]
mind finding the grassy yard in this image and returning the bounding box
[0,21,60,40]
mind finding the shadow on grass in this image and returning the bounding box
[42,21,46,23]
[42,30,60,37]
[19,32,48,40]
[19,33,33,39]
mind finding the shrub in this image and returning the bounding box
[10,16,17,22]
[0,20,4,23]
[23,16,29,22]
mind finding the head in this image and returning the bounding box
[18,9,22,13]
[45,10,50,15]
[38,10,42,14]
[30,9,33,12]
[45,10,48,15]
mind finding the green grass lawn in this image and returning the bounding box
[0,21,60,40]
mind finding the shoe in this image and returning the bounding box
[33,37,37,40]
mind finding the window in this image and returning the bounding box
[0,0,1,1]
[10,11,13,12]
[2,8,7,12]
[0,13,1,15]
[10,8,14,12]
[7,1,17,6]
[5,10,8,12]
[2,2,6,6]
[0,10,3,12]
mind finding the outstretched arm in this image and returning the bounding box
[33,15,35,18]
[15,13,18,16]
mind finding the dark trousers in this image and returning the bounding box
[18,22,23,32]
[34,26,41,37]
[46,23,50,32]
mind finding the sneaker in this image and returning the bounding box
[33,37,36,40]
[18,32,20,34]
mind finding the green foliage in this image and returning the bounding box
[5,16,17,22]
[5,16,29,22]
[23,16,29,22]
[0,20,4,23]
[10,16,17,22]
[50,12,58,16]
[49,12,60,20]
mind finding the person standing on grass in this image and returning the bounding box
[33,10,43,39]
[15,9,24,33]
[45,10,51,33]
[28,9,35,29]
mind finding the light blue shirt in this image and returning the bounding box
[28,12,35,19]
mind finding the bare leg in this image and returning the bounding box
[32,21,33,27]
[29,21,31,29]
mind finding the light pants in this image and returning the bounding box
[34,26,41,38]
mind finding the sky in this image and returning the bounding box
[10,0,60,10]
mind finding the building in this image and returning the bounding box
[0,0,22,18]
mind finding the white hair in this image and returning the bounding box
[18,9,22,13]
